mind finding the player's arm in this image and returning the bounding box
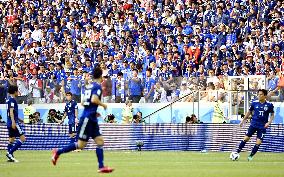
[60,112,67,124]
[241,102,254,127]
[240,110,252,127]
[9,107,16,129]
[91,94,107,110]
[264,112,274,128]
[53,117,61,123]
[243,111,252,120]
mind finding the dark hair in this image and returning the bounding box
[186,116,191,122]
[136,111,142,117]
[66,92,72,96]
[146,68,152,73]
[93,67,103,79]
[8,85,18,94]
[49,109,56,113]
[258,89,268,96]
[117,71,123,76]
[104,114,115,123]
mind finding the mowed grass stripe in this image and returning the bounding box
[0,151,283,177]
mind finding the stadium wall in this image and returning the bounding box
[0,102,284,124]
[0,124,283,152]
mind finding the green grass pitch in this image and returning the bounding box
[1,151,284,177]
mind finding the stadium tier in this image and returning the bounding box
[0,0,283,104]
[0,2,284,176]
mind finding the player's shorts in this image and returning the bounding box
[77,117,101,141]
[246,125,266,141]
[68,124,77,134]
[7,124,24,138]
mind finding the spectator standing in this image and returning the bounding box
[153,82,167,103]
[0,78,8,104]
[144,68,156,103]
[69,68,82,103]
[28,71,43,104]
[101,75,112,103]
[128,69,143,103]
[112,72,126,103]
[16,70,29,104]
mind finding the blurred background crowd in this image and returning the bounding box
[0,0,283,105]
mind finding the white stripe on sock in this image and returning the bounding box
[16,124,23,134]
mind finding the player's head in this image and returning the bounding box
[93,66,103,82]
[8,85,18,96]
[258,89,268,102]
[66,92,72,101]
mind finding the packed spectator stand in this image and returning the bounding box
[0,0,283,105]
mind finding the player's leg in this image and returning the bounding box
[58,118,88,154]
[93,122,113,173]
[9,134,26,155]
[69,124,76,144]
[7,137,15,153]
[72,125,82,152]
[52,140,87,165]
[52,118,89,165]
[6,137,15,162]
[94,136,105,169]
[6,134,25,162]
[236,136,250,153]
[57,139,87,155]
[248,129,265,161]
[94,136,113,173]
[69,133,76,143]
[7,124,25,160]
[7,127,17,153]
[237,125,256,153]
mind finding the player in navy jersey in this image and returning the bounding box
[52,67,113,173]
[60,92,79,144]
[6,85,26,162]
[236,89,274,161]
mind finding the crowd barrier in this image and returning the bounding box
[0,124,283,152]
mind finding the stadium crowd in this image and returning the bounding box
[0,0,283,104]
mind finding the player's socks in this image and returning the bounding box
[247,155,253,161]
[237,140,246,153]
[9,140,23,155]
[96,146,104,168]
[57,143,78,155]
[70,137,76,144]
[6,153,19,163]
[7,142,13,152]
[250,144,260,157]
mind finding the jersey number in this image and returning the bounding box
[83,90,92,106]
[259,111,264,116]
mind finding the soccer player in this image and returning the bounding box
[6,85,26,162]
[236,89,274,161]
[52,67,113,173]
[60,92,79,144]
